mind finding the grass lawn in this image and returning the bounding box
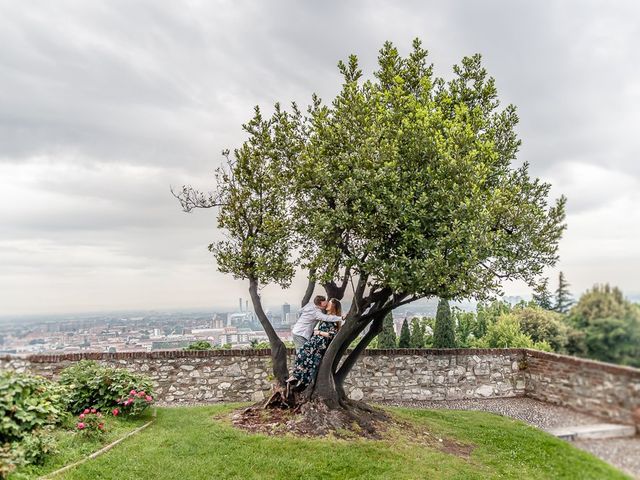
[46,404,629,480]
[8,412,153,480]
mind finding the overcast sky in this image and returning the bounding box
[1,0,639,316]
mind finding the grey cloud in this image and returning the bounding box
[1,0,639,314]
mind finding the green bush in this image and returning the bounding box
[471,313,553,351]
[58,360,154,415]
[185,340,213,351]
[18,428,58,465]
[0,371,67,444]
[0,442,23,479]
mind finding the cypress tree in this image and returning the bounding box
[399,318,411,348]
[377,312,397,348]
[554,271,573,314]
[532,277,553,310]
[433,298,456,348]
[409,318,425,348]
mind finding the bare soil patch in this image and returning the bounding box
[224,400,476,460]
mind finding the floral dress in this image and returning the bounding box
[290,320,339,389]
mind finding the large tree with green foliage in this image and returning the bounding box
[433,299,456,348]
[174,39,566,413]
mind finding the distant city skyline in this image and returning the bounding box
[1,1,640,315]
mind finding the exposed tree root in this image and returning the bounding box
[232,397,392,439]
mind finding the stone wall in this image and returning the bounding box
[523,349,640,426]
[0,348,527,404]
[2,348,639,428]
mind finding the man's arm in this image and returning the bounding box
[313,310,342,323]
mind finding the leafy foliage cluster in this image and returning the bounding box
[0,371,66,478]
[58,360,154,415]
[0,371,66,444]
[184,340,214,351]
[565,284,640,367]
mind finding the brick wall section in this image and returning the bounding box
[0,348,527,404]
[1,348,639,427]
[523,349,640,425]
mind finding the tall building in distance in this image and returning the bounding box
[238,297,242,312]
[282,303,291,324]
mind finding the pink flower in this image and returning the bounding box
[145,395,152,402]
[112,408,119,416]
[76,422,85,430]
[83,408,90,414]
[129,389,137,395]
[98,423,104,430]
[124,399,132,406]
[90,408,97,414]
[79,413,85,419]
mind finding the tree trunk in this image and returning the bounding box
[248,277,289,386]
[334,311,386,399]
[311,317,364,408]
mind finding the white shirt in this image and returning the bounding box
[291,302,342,340]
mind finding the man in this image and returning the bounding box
[291,295,342,351]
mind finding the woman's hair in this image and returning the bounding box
[328,298,342,316]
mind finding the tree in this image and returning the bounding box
[174,39,566,420]
[409,318,426,348]
[474,301,511,339]
[511,305,568,352]
[532,277,553,310]
[399,319,411,348]
[554,271,573,314]
[453,309,477,347]
[566,285,640,367]
[433,299,456,348]
[185,341,213,351]
[473,314,552,351]
[377,312,397,348]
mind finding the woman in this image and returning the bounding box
[286,298,342,391]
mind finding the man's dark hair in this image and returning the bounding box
[313,295,327,306]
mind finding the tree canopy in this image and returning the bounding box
[174,38,567,407]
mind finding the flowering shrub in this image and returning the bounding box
[118,389,154,416]
[76,409,106,437]
[59,360,154,415]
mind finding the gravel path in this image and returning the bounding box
[377,397,612,430]
[575,438,640,479]
[379,397,640,479]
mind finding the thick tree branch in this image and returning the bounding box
[335,310,386,385]
[248,276,289,385]
[300,268,317,307]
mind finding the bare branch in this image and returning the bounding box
[170,185,224,212]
